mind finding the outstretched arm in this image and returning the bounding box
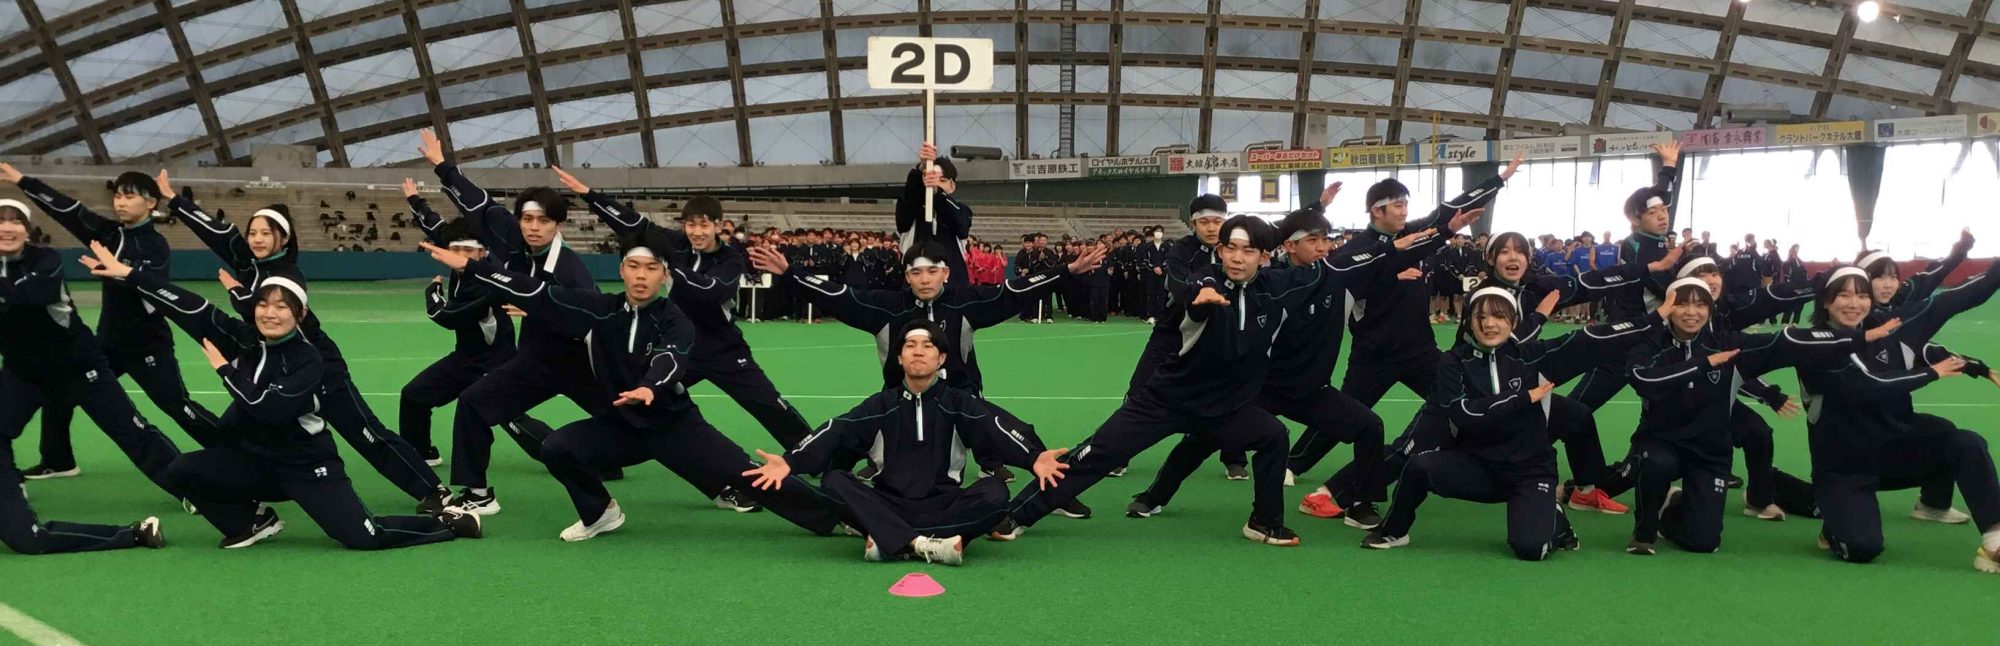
[424,243,616,338]
[4,169,114,244]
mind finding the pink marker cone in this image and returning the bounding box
[888,572,945,598]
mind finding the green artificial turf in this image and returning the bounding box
[5,279,1998,644]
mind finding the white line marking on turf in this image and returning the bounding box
[0,602,86,646]
[129,389,2000,407]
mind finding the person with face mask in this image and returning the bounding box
[0,165,223,479]
[418,130,613,515]
[1131,192,1431,526]
[556,168,815,512]
[741,320,1073,565]
[1619,277,1886,555]
[160,169,450,514]
[396,184,553,477]
[419,231,842,542]
[0,203,176,555]
[1139,226,1171,323]
[1362,287,1663,559]
[83,243,481,550]
[749,240,1098,512]
[990,216,1302,545]
[1796,261,2000,572]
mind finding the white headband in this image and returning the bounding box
[1676,257,1717,279]
[1857,251,1892,271]
[906,256,945,270]
[1228,227,1252,244]
[623,246,658,261]
[0,198,29,222]
[904,327,934,341]
[1191,209,1226,221]
[1486,233,1521,257]
[1468,286,1519,314]
[1646,196,1667,209]
[520,201,545,214]
[1372,196,1408,209]
[252,209,291,236]
[260,276,309,309]
[1667,276,1713,298]
[1827,267,1870,287]
[447,239,484,250]
[1285,228,1320,243]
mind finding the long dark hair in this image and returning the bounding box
[1811,273,1870,329]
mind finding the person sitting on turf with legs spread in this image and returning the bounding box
[989,216,1302,546]
[0,164,223,479]
[1363,286,1663,559]
[742,320,1071,565]
[83,242,481,550]
[418,231,843,542]
[1619,277,1888,555]
[747,238,1100,520]
[157,170,450,514]
[553,167,813,513]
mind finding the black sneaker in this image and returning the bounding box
[449,488,500,516]
[220,507,284,549]
[438,507,483,539]
[987,516,1023,541]
[134,516,165,549]
[1722,473,1744,489]
[22,464,80,480]
[856,463,881,481]
[599,466,625,482]
[420,446,442,467]
[1125,495,1164,518]
[415,487,450,516]
[1342,502,1384,530]
[984,466,1016,484]
[1225,464,1249,481]
[1108,466,1128,478]
[1055,498,1092,519]
[1243,520,1301,546]
[1556,525,1582,551]
[1625,538,1655,555]
[713,487,763,513]
[1361,530,1408,550]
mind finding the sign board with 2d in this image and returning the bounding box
[867,37,996,222]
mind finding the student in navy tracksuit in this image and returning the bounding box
[748,239,1097,521]
[0,202,169,555]
[991,216,1300,546]
[82,244,479,550]
[1797,265,2000,572]
[1860,229,1974,319]
[555,169,813,452]
[1337,156,1520,416]
[419,131,613,514]
[1364,287,1659,559]
[419,230,842,542]
[160,172,448,513]
[396,194,552,478]
[1122,194,1251,477]
[897,142,972,288]
[0,200,183,496]
[743,320,1072,565]
[1570,142,1683,412]
[1620,277,1875,555]
[0,166,222,478]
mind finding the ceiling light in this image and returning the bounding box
[1857,1,1881,22]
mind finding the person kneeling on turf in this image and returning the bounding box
[741,320,1070,565]
[83,243,480,550]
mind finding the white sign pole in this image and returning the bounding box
[925,89,936,223]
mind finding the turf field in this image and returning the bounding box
[6,279,1998,645]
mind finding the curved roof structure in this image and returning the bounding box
[2,0,1995,169]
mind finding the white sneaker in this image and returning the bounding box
[560,501,626,542]
[914,535,964,565]
[863,537,883,562]
[1742,503,1786,521]
[1283,469,1295,487]
[1976,546,2000,574]
[1911,503,1972,525]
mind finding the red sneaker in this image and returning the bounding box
[1567,488,1630,515]
[1299,491,1344,519]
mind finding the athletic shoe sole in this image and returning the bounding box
[1343,516,1382,531]
[1362,534,1409,550]
[1976,549,2000,574]
[1241,524,1301,547]
[457,500,501,517]
[23,468,80,480]
[1910,507,1971,525]
[561,512,626,542]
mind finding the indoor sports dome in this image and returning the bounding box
[1,1,1997,644]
